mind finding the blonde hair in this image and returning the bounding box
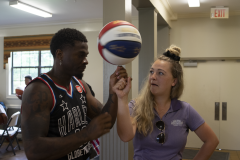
[159,45,184,99]
[132,45,184,136]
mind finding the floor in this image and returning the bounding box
[0,141,239,160]
[0,140,27,160]
[182,147,240,160]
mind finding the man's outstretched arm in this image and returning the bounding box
[85,66,128,128]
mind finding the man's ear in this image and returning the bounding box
[55,49,63,61]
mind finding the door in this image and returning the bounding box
[181,61,240,150]
[180,61,221,148]
[219,61,240,150]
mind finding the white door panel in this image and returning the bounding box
[180,61,221,148]
[219,61,240,150]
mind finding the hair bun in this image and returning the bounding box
[166,45,181,56]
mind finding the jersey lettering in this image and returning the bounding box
[67,142,92,160]
[72,107,81,128]
[67,110,75,132]
[58,115,67,137]
[82,105,87,125]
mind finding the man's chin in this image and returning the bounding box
[74,72,84,79]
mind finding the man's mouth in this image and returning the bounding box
[80,66,86,70]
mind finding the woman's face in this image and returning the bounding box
[149,60,177,97]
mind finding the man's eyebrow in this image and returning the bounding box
[79,51,88,55]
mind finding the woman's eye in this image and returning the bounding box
[158,72,164,75]
[149,71,153,74]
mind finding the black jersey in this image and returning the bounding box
[31,73,91,160]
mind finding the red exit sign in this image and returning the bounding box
[211,8,229,19]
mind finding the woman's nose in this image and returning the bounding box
[150,73,156,80]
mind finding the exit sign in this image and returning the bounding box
[211,8,229,19]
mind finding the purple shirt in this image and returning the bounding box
[129,99,205,160]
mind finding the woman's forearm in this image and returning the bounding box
[193,137,219,160]
[117,97,135,142]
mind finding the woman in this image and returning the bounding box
[116,45,219,160]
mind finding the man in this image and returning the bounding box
[21,28,128,160]
[24,75,32,84]
[16,75,32,100]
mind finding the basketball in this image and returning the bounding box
[98,20,142,65]
[15,87,23,96]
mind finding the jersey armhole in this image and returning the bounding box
[34,77,57,113]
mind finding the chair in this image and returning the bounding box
[0,111,21,155]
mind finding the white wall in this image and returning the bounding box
[3,15,239,108]
[0,19,139,108]
[157,25,170,56]
[170,15,240,58]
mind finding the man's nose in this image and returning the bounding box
[83,58,88,64]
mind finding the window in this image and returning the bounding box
[11,50,53,94]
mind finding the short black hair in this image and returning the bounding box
[25,75,32,80]
[50,28,88,58]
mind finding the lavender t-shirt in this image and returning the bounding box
[129,99,205,160]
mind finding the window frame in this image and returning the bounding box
[4,34,53,99]
[11,50,53,94]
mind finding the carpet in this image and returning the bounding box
[182,149,230,160]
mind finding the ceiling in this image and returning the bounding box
[0,0,239,28]
[0,0,139,27]
[168,0,240,14]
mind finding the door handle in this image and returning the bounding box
[222,102,227,120]
[215,102,220,120]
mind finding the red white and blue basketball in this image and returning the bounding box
[98,20,142,65]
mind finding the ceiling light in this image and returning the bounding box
[188,0,200,7]
[9,1,52,18]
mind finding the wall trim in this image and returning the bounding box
[162,0,177,20]
[6,105,21,109]
[3,34,53,69]
[181,57,240,61]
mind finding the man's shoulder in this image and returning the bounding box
[26,78,50,90]
[23,78,53,98]
[22,78,54,111]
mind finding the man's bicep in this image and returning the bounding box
[21,82,52,141]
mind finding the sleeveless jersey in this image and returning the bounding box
[31,73,91,160]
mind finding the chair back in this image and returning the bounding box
[8,111,20,127]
